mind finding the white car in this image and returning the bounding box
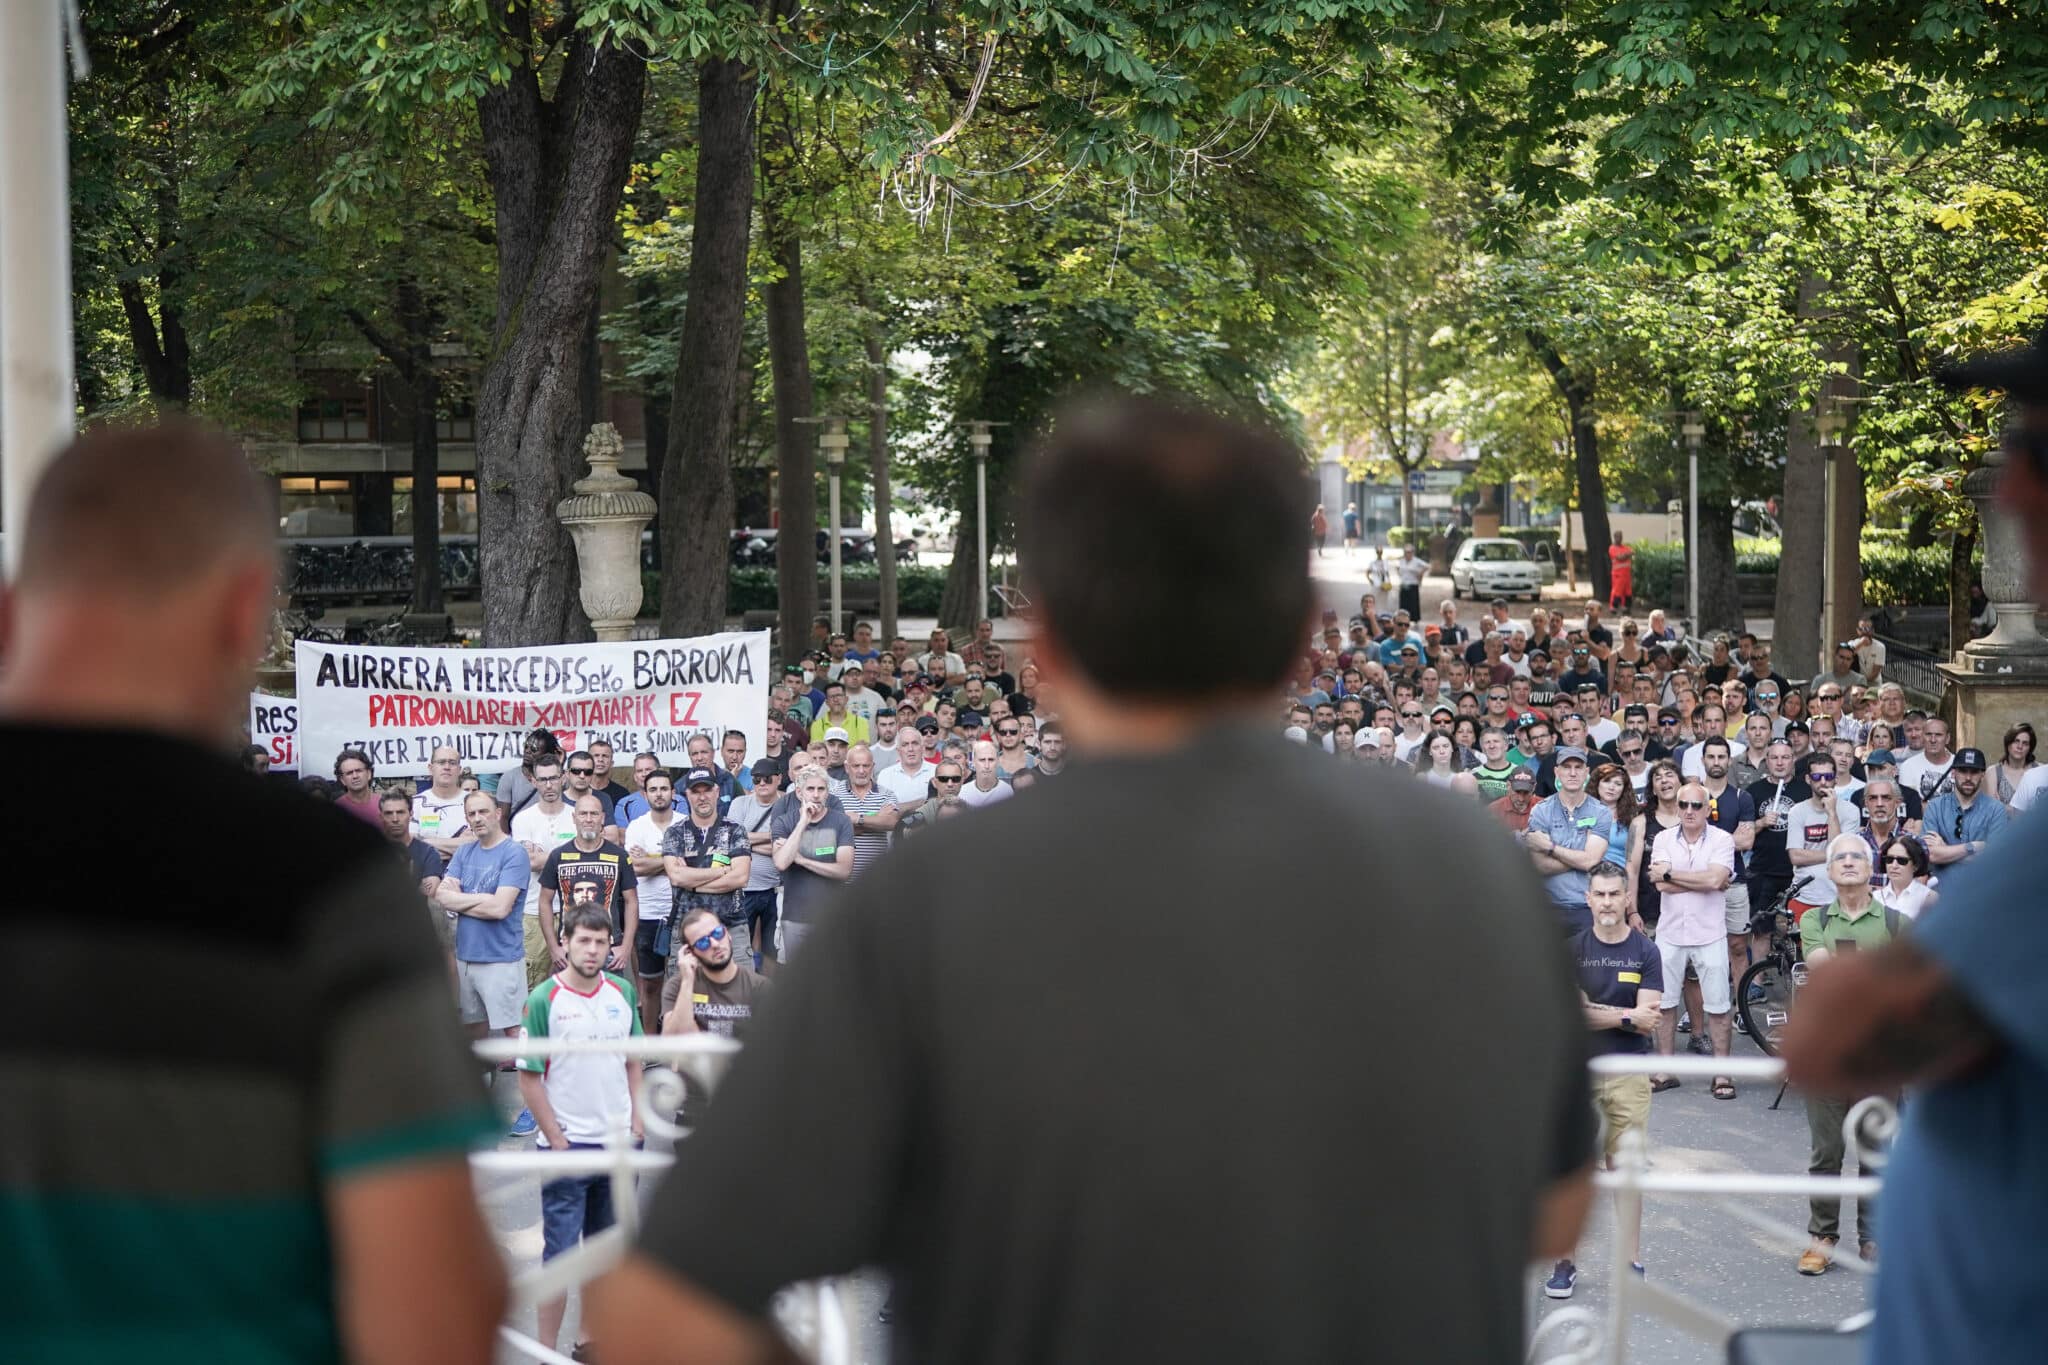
[1450,538,1543,600]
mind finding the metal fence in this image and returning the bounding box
[1875,635,1947,709]
[471,1042,1885,1365]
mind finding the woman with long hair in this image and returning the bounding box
[1781,688,1807,724]
[1593,762,1646,918]
[1634,760,1684,934]
[1331,719,1360,761]
[1995,722,2037,806]
[1876,835,1939,920]
[1450,715,1481,766]
[1863,721,1897,761]
[1415,733,1477,793]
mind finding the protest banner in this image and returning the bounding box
[293,632,769,778]
[250,693,299,772]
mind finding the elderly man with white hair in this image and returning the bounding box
[1792,833,1906,1277]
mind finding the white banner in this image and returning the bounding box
[293,632,769,778]
[249,693,300,773]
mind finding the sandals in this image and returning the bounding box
[1711,1077,1737,1100]
[1651,1075,1681,1093]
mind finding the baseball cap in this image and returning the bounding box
[1509,769,1537,791]
[957,710,984,729]
[914,716,940,735]
[1554,744,1589,765]
[1658,707,1680,723]
[1354,729,1379,750]
[823,726,851,743]
[1429,703,1453,719]
[1866,748,1898,766]
[749,759,782,781]
[1284,725,1309,743]
[683,766,720,789]
[1953,747,1989,770]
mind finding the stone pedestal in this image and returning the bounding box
[557,424,657,642]
[1940,442,2048,742]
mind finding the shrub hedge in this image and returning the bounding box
[1625,539,1966,608]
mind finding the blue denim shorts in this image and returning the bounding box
[541,1148,616,1261]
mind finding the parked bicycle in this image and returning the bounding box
[1737,893,1805,1057]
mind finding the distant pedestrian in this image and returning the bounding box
[1342,501,1361,552]
[1608,532,1634,611]
[1310,502,1329,556]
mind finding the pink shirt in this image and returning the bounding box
[1650,822,1737,947]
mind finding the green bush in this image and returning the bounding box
[1621,538,1964,609]
[642,564,975,619]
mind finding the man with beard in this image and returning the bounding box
[1032,722,1069,778]
[661,769,754,968]
[1547,863,1663,1298]
[519,906,644,1359]
[625,768,682,1034]
[1921,748,2006,867]
[662,905,772,1052]
[539,794,638,976]
[1745,740,1801,925]
[1695,736,1759,996]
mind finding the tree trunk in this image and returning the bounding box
[863,314,899,641]
[474,27,645,646]
[1949,519,1979,657]
[763,198,818,653]
[1774,280,1831,677]
[658,53,757,639]
[1528,331,1610,602]
[1695,497,1745,637]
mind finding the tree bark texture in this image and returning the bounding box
[763,197,818,653]
[1528,332,1611,602]
[658,53,756,638]
[863,313,899,642]
[1695,497,1746,637]
[1948,518,1978,657]
[1773,279,1831,678]
[474,20,645,645]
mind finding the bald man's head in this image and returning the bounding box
[17,421,276,594]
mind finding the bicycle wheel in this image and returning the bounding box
[1737,958,1796,1057]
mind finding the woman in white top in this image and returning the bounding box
[1874,834,1938,920]
[1994,721,2037,807]
[1414,733,1476,793]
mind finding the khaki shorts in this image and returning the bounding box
[1593,1073,1653,1162]
[1722,880,1752,935]
[523,914,553,991]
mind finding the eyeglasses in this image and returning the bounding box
[689,925,728,953]
[934,773,964,783]
[568,767,594,776]
[1677,799,1706,810]
[998,727,1020,737]
[536,773,563,782]
[1810,772,1835,783]
[1486,693,1508,702]
[1619,748,1643,759]
[1402,710,1423,719]
[1883,854,1913,866]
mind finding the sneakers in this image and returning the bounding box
[1734,1011,1751,1037]
[1677,1012,1693,1034]
[1631,1262,1645,1278]
[1798,1236,1838,1276]
[509,1108,538,1137]
[1544,1260,1578,1299]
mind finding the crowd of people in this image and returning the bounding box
[252,618,1063,1358]
[1274,588,2044,1297]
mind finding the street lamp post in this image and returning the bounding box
[820,417,850,631]
[968,420,998,620]
[1817,397,1848,679]
[1682,413,1705,635]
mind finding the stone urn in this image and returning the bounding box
[557,423,657,641]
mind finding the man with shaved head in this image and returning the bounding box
[0,423,505,1360]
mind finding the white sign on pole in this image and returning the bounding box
[293,632,769,778]
[249,693,299,773]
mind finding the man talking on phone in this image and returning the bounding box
[592,394,1594,1364]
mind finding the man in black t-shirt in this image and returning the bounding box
[539,795,637,972]
[1553,864,1665,1298]
[597,394,1593,1365]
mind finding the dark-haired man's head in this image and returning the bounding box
[1019,395,1311,714]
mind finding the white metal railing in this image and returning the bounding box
[1533,1053,1889,1365]
[471,1041,1889,1365]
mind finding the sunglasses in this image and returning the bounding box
[1677,799,1706,810]
[934,773,964,783]
[1884,854,1912,866]
[689,925,728,953]
[1486,693,1508,702]
[1619,748,1644,759]
[1810,772,1835,783]
[568,767,594,776]
[998,727,1020,737]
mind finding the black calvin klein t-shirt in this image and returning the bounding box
[637,725,1592,1364]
